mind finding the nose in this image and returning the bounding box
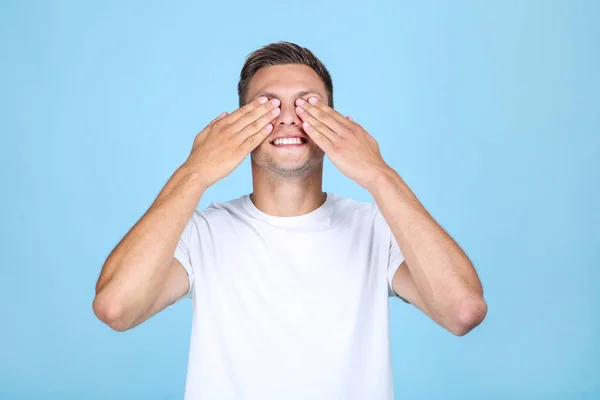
[273,98,302,127]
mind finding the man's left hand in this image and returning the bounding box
[295,96,390,190]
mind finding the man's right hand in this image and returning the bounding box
[184,96,281,188]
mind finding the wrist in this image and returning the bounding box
[175,163,210,193]
[368,167,419,204]
[364,165,397,193]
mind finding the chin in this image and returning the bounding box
[251,150,323,177]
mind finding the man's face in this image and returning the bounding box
[245,64,329,177]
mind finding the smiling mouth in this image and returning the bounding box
[270,137,308,146]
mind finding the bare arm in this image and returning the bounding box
[372,168,487,336]
[287,96,487,336]
[92,96,280,332]
[92,166,207,331]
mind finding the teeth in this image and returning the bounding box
[273,137,303,145]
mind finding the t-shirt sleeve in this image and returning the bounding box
[387,227,408,301]
[374,205,407,300]
[173,215,196,301]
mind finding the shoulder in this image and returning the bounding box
[327,193,379,220]
[330,193,392,232]
[190,195,247,224]
[180,196,246,245]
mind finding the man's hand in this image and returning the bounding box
[294,96,390,190]
[184,96,281,188]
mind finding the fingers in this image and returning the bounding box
[296,107,338,144]
[226,97,270,123]
[208,111,228,127]
[223,96,278,126]
[301,120,335,153]
[211,96,274,129]
[240,122,274,153]
[237,105,280,141]
[230,98,280,133]
[295,97,350,135]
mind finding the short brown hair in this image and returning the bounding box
[237,41,334,107]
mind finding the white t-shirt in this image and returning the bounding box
[173,192,405,400]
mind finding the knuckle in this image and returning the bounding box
[250,120,261,131]
[259,104,274,117]
[248,135,260,146]
[262,112,275,123]
[249,109,263,122]
[242,137,257,151]
[212,119,224,130]
[240,104,267,124]
[237,106,249,116]
[219,122,231,134]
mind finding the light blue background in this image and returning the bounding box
[1,1,598,399]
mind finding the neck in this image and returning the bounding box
[249,160,326,217]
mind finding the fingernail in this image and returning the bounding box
[270,99,280,106]
[296,99,305,105]
[258,97,268,104]
[308,97,318,105]
[272,107,280,115]
[303,122,310,129]
[295,106,304,114]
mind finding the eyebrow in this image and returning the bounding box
[253,90,323,100]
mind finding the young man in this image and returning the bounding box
[93,42,487,399]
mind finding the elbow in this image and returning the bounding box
[448,296,488,336]
[92,293,133,332]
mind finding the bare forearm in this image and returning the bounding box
[368,167,486,332]
[93,164,206,325]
